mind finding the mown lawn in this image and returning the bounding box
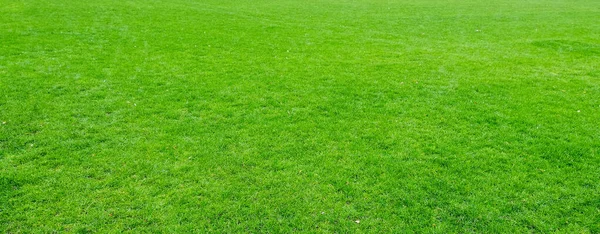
[1,0,599,232]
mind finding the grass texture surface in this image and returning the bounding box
[1,0,599,232]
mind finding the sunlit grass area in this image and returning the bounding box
[1,0,599,232]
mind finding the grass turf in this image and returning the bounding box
[1,0,599,232]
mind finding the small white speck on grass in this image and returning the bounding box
[355,220,360,224]
[30,144,34,147]
[476,29,481,32]
[321,211,325,215]
[577,110,580,113]
[134,103,137,106]
[2,121,5,124]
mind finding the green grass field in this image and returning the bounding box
[1,0,599,232]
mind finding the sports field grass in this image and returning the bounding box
[1,0,599,232]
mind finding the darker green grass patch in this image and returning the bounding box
[532,40,600,56]
[0,177,20,198]
[0,176,22,224]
